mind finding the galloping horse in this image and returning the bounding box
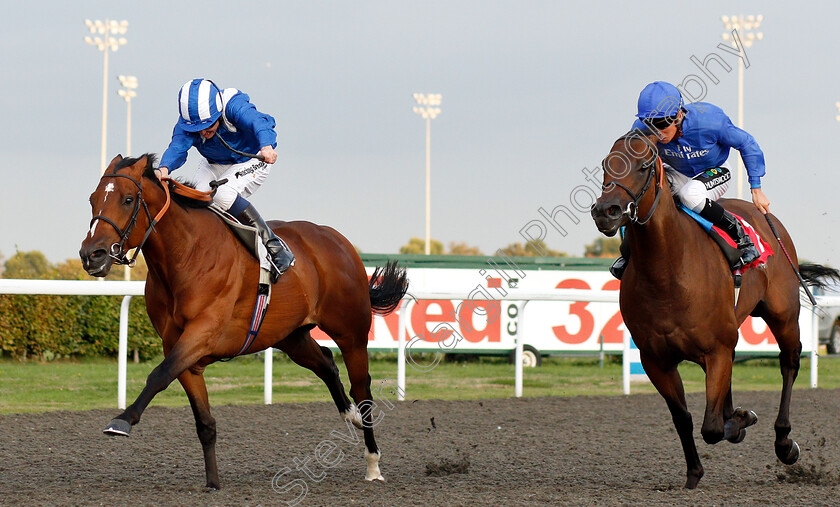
[79,154,408,490]
[590,131,838,489]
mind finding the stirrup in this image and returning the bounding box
[733,244,760,270]
[264,238,295,283]
[610,257,627,280]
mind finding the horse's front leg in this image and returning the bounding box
[178,366,220,490]
[103,323,216,436]
[640,354,704,489]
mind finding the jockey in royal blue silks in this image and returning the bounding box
[610,81,768,280]
[156,79,294,282]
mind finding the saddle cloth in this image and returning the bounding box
[678,203,773,273]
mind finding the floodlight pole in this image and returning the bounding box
[84,19,128,175]
[412,93,442,255]
[118,75,138,281]
[721,14,763,200]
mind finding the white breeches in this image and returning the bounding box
[665,166,730,212]
[193,158,271,211]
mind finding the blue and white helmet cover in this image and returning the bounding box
[177,79,223,132]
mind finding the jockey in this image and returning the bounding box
[610,81,766,280]
[156,79,294,282]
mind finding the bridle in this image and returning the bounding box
[89,172,171,267]
[599,136,665,226]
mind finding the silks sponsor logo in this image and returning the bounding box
[703,174,731,189]
[663,147,711,159]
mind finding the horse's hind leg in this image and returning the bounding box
[640,354,704,488]
[334,338,384,482]
[761,311,802,464]
[177,366,220,490]
[275,326,354,420]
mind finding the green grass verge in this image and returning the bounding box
[1,354,838,415]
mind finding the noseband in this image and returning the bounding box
[599,144,665,226]
[89,173,171,267]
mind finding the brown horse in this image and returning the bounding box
[79,154,408,490]
[590,131,838,489]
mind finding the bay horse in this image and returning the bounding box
[79,154,408,490]
[590,131,838,489]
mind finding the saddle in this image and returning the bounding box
[678,203,773,274]
[207,204,267,264]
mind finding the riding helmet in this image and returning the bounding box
[177,79,223,132]
[636,81,683,120]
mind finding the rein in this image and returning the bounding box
[215,132,265,161]
[602,155,665,225]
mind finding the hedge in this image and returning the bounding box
[0,294,162,362]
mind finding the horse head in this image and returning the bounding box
[79,154,162,277]
[590,130,664,236]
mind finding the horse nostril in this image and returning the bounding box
[83,249,107,268]
[606,205,622,220]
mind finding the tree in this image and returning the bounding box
[400,237,444,255]
[52,259,88,280]
[3,250,52,279]
[498,241,567,257]
[447,242,483,256]
[584,237,622,258]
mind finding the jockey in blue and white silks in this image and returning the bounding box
[610,81,765,280]
[156,79,293,282]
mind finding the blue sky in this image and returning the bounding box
[3,1,840,269]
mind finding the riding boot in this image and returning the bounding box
[699,199,760,270]
[609,228,631,280]
[236,204,295,283]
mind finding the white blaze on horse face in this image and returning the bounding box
[88,210,103,238]
[88,219,99,238]
[88,183,115,238]
[103,182,115,202]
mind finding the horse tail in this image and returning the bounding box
[368,261,409,315]
[798,263,840,290]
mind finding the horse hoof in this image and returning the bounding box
[727,428,747,444]
[684,472,703,489]
[364,474,385,482]
[778,440,801,465]
[103,418,131,437]
[733,407,758,427]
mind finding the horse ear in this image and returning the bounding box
[106,154,124,172]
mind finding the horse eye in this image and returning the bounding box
[124,196,134,205]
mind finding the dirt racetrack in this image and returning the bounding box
[2,389,840,506]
